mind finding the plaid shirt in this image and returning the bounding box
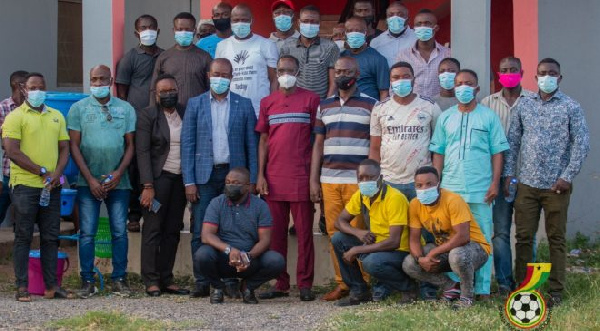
[0,97,16,177]
[395,41,451,99]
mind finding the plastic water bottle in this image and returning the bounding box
[101,175,113,185]
[505,178,519,203]
[39,178,51,207]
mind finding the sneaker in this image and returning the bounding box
[190,284,210,298]
[441,282,461,302]
[547,293,562,309]
[242,288,258,304]
[112,279,132,297]
[451,296,474,310]
[78,281,98,299]
[372,289,390,302]
[335,291,372,307]
[210,288,224,304]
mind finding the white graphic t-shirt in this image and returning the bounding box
[371,95,442,184]
[215,34,278,117]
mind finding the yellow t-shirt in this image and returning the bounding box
[2,104,69,188]
[409,189,491,254]
[345,184,410,252]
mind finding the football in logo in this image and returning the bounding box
[505,291,547,328]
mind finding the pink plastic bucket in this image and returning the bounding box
[28,250,69,295]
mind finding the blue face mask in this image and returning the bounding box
[387,16,406,34]
[210,77,231,95]
[455,85,476,104]
[416,186,440,205]
[300,23,320,39]
[174,31,194,47]
[90,86,110,98]
[27,90,46,108]
[537,75,559,93]
[231,22,252,39]
[391,79,412,97]
[274,15,292,32]
[438,72,456,90]
[359,180,380,198]
[414,27,434,41]
[346,32,366,49]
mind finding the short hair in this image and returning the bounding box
[415,166,439,180]
[457,69,479,84]
[300,4,320,15]
[210,58,233,73]
[153,73,177,90]
[354,0,374,9]
[25,72,44,81]
[538,57,560,70]
[440,57,461,70]
[500,56,522,69]
[173,12,196,25]
[134,14,158,30]
[359,159,381,173]
[9,70,28,86]
[229,167,250,182]
[214,2,233,12]
[417,8,435,15]
[390,61,414,76]
[278,55,300,69]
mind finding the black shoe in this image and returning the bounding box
[210,289,224,304]
[547,293,562,309]
[190,284,210,298]
[242,289,258,304]
[300,288,316,301]
[318,215,327,235]
[78,281,98,299]
[162,286,190,295]
[146,290,161,297]
[335,291,372,307]
[258,290,289,300]
[224,282,241,299]
[45,287,75,299]
[112,279,132,297]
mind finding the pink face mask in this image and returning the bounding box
[498,72,522,88]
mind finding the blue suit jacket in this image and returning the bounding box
[181,91,258,185]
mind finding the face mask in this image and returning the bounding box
[139,29,158,46]
[27,90,46,108]
[210,77,231,95]
[387,16,406,34]
[300,23,320,39]
[498,73,522,88]
[359,180,380,198]
[174,31,194,47]
[159,94,178,108]
[213,18,231,32]
[231,22,251,39]
[278,74,297,89]
[224,184,245,201]
[438,72,456,90]
[274,15,292,32]
[391,79,412,97]
[90,86,110,98]
[454,85,476,104]
[334,40,345,50]
[416,186,439,205]
[346,32,366,49]
[414,27,434,41]
[537,75,558,93]
[335,76,357,90]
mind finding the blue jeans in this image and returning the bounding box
[493,177,515,289]
[78,187,130,282]
[0,176,12,227]
[331,232,414,295]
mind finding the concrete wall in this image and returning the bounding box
[0,0,58,91]
[82,0,114,93]
[538,0,599,237]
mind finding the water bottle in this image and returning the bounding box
[39,178,51,207]
[505,178,519,203]
[101,175,113,185]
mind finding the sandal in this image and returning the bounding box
[16,289,31,302]
[127,221,141,232]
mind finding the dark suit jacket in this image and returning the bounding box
[136,104,185,184]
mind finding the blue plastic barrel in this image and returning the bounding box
[60,188,77,216]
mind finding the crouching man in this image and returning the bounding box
[194,167,285,304]
[402,166,490,309]
[332,159,415,306]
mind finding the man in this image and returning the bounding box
[505,58,589,307]
[256,55,320,301]
[196,2,233,58]
[481,56,534,295]
[309,57,376,301]
[270,0,300,49]
[369,61,441,201]
[68,65,136,298]
[331,159,413,306]
[280,5,339,99]
[341,17,389,101]
[195,167,285,304]
[196,19,216,40]
[430,69,509,298]
[116,14,163,233]
[0,70,28,228]
[152,12,212,109]
[434,57,460,111]
[402,166,491,309]
[396,9,451,99]
[370,2,417,67]
[2,72,71,301]
[352,0,382,44]
[331,23,346,51]
[182,58,258,298]
[215,4,279,117]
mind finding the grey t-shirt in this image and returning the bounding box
[115,46,163,111]
[433,95,459,111]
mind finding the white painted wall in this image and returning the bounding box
[82,0,114,93]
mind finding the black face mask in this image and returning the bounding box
[224,184,245,202]
[335,76,357,90]
[159,94,178,108]
[213,18,231,32]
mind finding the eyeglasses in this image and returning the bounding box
[101,105,112,122]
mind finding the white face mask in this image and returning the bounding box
[334,40,345,50]
[139,29,158,46]
[278,74,297,89]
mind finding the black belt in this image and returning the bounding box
[213,163,229,169]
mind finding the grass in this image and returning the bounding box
[46,311,204,331]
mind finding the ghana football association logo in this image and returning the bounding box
[503,263,552,329]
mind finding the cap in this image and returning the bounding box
[271,0,295,12]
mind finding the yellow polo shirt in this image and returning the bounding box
[2,103,69,188]
[345,185,410,252]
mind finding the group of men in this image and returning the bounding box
[1,0,589,310]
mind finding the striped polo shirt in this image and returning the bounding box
[314,90,378,184]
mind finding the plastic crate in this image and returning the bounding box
[94,217,112,258]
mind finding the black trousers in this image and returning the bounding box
[128,159,142,222]
[140,171,186,287]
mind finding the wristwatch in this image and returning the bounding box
[39,167,47,177]
[224,245,231,255]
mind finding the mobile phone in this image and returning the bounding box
[139,196,161,213]
[240,251,251,266]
